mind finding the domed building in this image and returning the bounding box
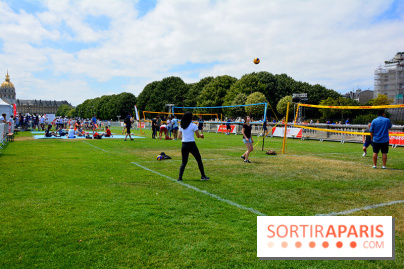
[0,72,73,115]
[0,71,16,104]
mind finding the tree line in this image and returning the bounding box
[57,71,392,123]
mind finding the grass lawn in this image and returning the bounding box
[0,127,403,268]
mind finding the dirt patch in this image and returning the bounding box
[14,136,34,141]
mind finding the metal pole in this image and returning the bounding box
[282,102,290,154]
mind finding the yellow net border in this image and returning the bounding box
[293,103,404,136]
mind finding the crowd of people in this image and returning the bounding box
[44,117,113,139]
[3,112,112,133]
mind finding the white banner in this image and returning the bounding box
[0,123,6,141]
[257,216,394,260]
[272,127,302,138]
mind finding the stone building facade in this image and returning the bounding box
[0,72,73,115]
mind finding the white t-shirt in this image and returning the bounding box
[68,129,75,138]
[180,123,198,142]
[0,116,5,123]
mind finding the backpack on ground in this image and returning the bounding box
[266,150,277,155]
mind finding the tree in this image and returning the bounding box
[56,104,74,117]
[368,94,394,106]
[276,96,293,119]
[114,92,137,119]
[319,97,361,122]
[197,75,237,114]
[223,93,247,117]
[223,73,266,107]
[146,76,189,112]
[136,81,160,112]
[184,77,214,107]
[245,92,267,118]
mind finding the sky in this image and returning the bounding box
[0,0,403,106]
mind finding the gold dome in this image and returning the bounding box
[1,71,15,90]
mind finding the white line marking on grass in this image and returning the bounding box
[131,161,266,216]
[82,141,109,152]
[316,200,404,216]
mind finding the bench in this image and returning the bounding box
[6,133,14,142]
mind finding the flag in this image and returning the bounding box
[13,103,17,117]
[134,105,139,121]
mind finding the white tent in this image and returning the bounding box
[0,99,13,119]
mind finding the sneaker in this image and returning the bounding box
[177,178,183,181]
[244,159,251,163]
[201,176,210,181]
[382,166,386,169]
[372,165,377,169]
[363,152,367,157]
[241,155,245,160]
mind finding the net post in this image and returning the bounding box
[282,102,290,154]
[262,103,267,151]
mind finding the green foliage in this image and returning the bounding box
[197,75,237,114]
[319,97,362,122]
[352,114,377,124]
[276,95,293,118]
[367,94,394,106]
[184,77,214,107]
[75,93,137,120]
[146,76,189,112]
[244,92,267,118]
[223,73,266,106]
[223,93,247,117]
[56,104,74,117]
[136,81,160,112]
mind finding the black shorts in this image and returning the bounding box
[198,125,203,130]
[126,125,131,134]
[373,142,389,154]
[226,125,231,130]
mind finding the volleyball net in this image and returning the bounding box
[143,111,220,123]
[293,103,404,137]
[172,102,269,122]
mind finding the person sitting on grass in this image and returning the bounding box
[76,126,85,136]
[44,125,55,137]
[93,132,102,139]
[67,126,76,139]
[102,126,112,137]
[56,126,67,137]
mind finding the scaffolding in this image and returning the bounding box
[374,52,404,121]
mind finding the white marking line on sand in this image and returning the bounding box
[131,161,266,216]
[82,141,109,153]
[316,200,404,216]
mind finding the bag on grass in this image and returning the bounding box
[266,150,277,155]
[160,152,172,160]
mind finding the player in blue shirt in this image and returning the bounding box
[171,115,179,140]
[369,109,392,169]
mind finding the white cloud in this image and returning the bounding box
[0,0,403,105]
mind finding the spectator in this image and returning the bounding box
[124,113,133,141]
[0,113,6,123]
